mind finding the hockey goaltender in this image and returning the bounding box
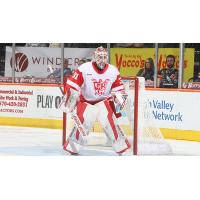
[59,46,131,155]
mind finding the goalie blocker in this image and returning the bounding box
[59,88,131,155]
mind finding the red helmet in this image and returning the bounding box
[93,46,108,69]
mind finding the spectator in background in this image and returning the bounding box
[63,59,72,77]
[47,59,72,81]
[78,57,92,66]
[78,58,87,66]
[137,58,154,81]
[158,55,178,88]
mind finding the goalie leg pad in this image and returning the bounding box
[64,102,99,154]
[74,102,88,141]
[63,134,82,155]
[96,100,131,153]
[74,101,99,140]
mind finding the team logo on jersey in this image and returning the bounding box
[92,78,109,96]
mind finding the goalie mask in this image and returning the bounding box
[93,46,108,70]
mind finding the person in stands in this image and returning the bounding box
[137,58,154,81]
[47,59,72,81]
[158,55,178,88]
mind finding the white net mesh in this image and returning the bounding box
[124,77,172,155]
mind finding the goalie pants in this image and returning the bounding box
[63,99,131,154]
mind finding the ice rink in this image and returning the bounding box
[0,125,200,156]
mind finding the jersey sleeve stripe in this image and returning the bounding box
[67,79,80,91]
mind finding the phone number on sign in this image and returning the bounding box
[0,101,28,107]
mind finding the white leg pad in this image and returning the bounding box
[96,100,131,153]
[81,103,99,134]
[112,132,131,153]
[63,127,83,154]
[64,102,99,154]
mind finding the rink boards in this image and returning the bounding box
[0,84,200,142]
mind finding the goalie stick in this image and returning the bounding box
[48,65,87,137]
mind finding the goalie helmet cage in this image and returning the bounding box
[62,76,172,155]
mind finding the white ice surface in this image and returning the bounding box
[0,125,200,156]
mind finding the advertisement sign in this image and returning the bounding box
[0,85,63,119]
[5,47,94,78]
[182,82,200,89]
[110,48,194,82]
[146,90,200,130]
[0,83,200,141]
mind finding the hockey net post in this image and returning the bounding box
[133,77,139,155]
[120,76,139,155]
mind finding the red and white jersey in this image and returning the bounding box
[66,61,124,103]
